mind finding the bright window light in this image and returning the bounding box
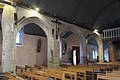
[60,41,62,60]
[104,48,109,62]
[93,50,98,59]
[94,29,98,33]
[16,31,23,45]
[73,50,76,65]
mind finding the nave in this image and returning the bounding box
[0,0,120,80]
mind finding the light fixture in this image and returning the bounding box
[94,29,99,36]
[35,7,39,11]
[94,29,98,33]
[36,0,40,11]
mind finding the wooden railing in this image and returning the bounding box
[103,27,120,40]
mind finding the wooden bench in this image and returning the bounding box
[25,65,34,71]
[16,66,25,77]
[34,65,45,69]
[97,72,120,80]
[15,63,120,80]
[22,71,48,80]
[59,67,87,80]
[60,64,110,80]
[5,72,24,80]
[40,68,76,80]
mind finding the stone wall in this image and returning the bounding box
[61,33,80,62]
[16,33,47,66]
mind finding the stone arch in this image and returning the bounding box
[87,33,103,62]
[87,33,102,47]
[59,26,85,45]
[15,17,51,38]
[59,26,87,64]
[14,17,53,67]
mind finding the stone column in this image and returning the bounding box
[80,38,87,64]
[98,42,104,63]
[98,35,104,63]
[53,39,60,68]
[49,38,60,68]
[1,5,16,73]
[108,41,115,62]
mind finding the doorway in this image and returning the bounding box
[72,46,80,65]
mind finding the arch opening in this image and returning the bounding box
[16,23,48,67]
[86,32,104,63]
[87,37,99,63]
[60,31,81,66]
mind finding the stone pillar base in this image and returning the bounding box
[49,61,60,69]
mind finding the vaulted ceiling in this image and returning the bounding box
[18,0,120,31]
[23,23,47,37]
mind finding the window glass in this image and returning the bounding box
[16,31,23,45]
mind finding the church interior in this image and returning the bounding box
[0,0,120,80]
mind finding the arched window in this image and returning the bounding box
[16,31,23,45]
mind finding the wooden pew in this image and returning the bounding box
[32,69,63,80]
[25,65,34,71]
[40,68,77,80]
[42,64,48,67]
[60,63,120,80]
[59,67,85,80]
[34,65,45,69]
[60,66,96,80]
[97,71,120,80]
[16,66,25,77]
[96,62,120,71]
[5,72,24,80]
[67,65,93,79]
[31,69,47,77]
[97,74,120,80]
[60,64,109,80]
[16,63,120,80]
[33,74,48,80]
[22,71,48,80]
